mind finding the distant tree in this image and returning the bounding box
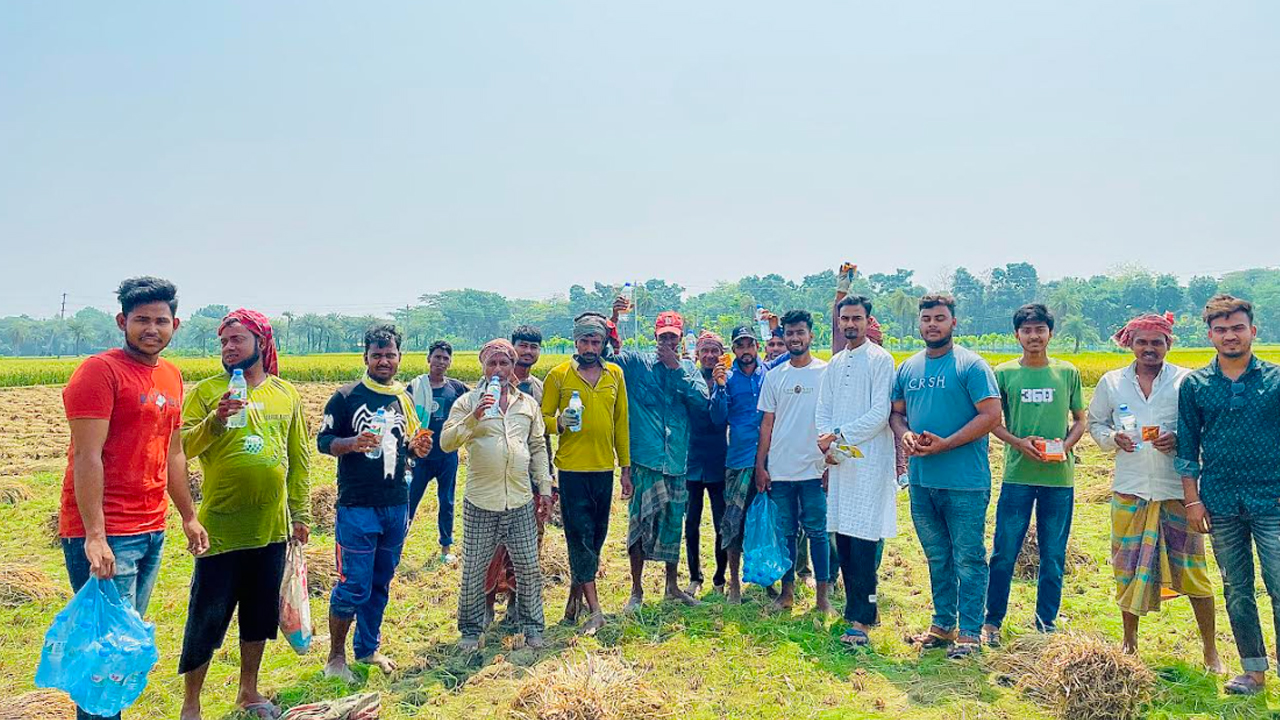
[1187,275,1219,312]
[1057,315,1100,353]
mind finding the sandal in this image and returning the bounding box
[906,626,956,650]
[839,627,870,648]
[1224,674,1265,696]
[239,701,281,719]
[947,637,982,661]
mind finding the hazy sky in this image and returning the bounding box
[2,2,1277,319]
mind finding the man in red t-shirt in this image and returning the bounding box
[60,277,208,720]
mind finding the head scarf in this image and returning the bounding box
[866,316,884,346]
[219,308,278,375]
[479,338,517,365]
[1113,311,1176,348]
[696,331,725,352]
[573,314,609,341]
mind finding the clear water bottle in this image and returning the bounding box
[485,375,502,418]
[365,408,387,460]
[1117,403,1141,450]
[226,369,248,428]
[619,282,634,323]
[756,305,770,341]
[566,390,584,432]
[684,332,698,359]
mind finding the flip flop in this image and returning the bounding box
[947,637,982,661]
[1224,674,1265,696]
[907,627,956,650]
[839,627,870,648]
[240,701,282,719]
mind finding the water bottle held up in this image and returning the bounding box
[365,408,387,460]
[756,305,770,342]
[683,332,698,360]
[1117,403,1142,450]
[485,375,502,418]
[226,369,248,428]
[619,283,634,323]
[567,390,584,432]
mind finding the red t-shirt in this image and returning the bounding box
[60,349,184,538]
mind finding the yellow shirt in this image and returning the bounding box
[541,359,631,472]
[440,382,552,512]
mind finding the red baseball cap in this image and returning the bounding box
[654,311,684,337]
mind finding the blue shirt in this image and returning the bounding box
[687,368,728,482]
[613,350,710,476]
[892,346,1000,490]
[710,354,789,470]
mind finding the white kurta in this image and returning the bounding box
[816,341,897,541]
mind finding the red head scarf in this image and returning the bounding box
[1112,311,1175,349]
[219,309,279,375]
[866,316,884,346]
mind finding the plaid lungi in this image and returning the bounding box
[720,467,756,552]
[1111,493,1212,616]
[627,465,687,563]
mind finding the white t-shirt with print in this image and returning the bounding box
[758,357,828,482]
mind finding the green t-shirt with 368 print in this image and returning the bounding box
[995,358,1084,487]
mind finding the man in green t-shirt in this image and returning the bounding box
[983,303,1085,645]
[178,310,311,720]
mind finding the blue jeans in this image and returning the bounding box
[1209,505,1280,673]
[331,504,409,659]
[909,485,990,638]
[985,483,1074,631]
[62,531,165,720]
[770,479,831,585]
[408,452,459,548]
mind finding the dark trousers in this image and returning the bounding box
[408,452,459,547]
[686,479,727,586]
[560,470,614,585]
[985,483,1074,631]
[1209,506,1280,673]
[836,533,879,625]
[179,542,287,673]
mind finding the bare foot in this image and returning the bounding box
[458,635,480,652]
[580,611,606,636]
[981,624,1001,647]
[665,587,702,607]
[324,656,356,683]
[770,592,794,613]
[726,582,742,605]
[814,597,835,616]
[684,581,702,597]
[623,593,644,614]
[1120,640,1137,656]
[1204,649,1227,675]
[801,575,817,590]
[357,652,397,675]
[179,704,202,720]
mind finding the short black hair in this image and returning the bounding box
[364,324,402,352]
[779,309,813,330]
[428,340,453,357]
[919,293,957,314]
[117,276,178,316]
[837,295,873,316]
[1203,294,1254,326]
[511,325,543,345]
[1013,303,1055,331]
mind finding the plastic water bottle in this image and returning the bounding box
[684,332,698,359]
[756,305,770,341]
[485,376,502,418]
[226,369,248,428]
[619,283,634,323]
[1117,403,1141,450]
[365,408,387,460]
[566,391,584,432]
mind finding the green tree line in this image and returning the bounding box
[4,265,1278,357]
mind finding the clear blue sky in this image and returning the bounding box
[2,2,1277,319]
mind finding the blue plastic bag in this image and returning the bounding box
[35,576,160,716]
[742,492,792,587]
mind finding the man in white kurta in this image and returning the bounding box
[817,295,897,646]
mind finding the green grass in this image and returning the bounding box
[3,393,1280,720]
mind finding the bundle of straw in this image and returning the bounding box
[310,484,338,534]
[0,689,76,720]
[0,563,64,606]
[987,632,1155,720]
[0,479,33,505]
[306,545,338,598]
[510,653,673,720]
[1014,523,1093,580]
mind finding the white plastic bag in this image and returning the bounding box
[279,540,313,654]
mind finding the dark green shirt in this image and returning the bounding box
[1176,355,1280,517]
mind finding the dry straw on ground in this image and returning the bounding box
[0,479,33,504]
[986,632,1155,720]
[311,484,338,534]
[0,689,76,720]
[0,563,64,606]
[306,544,338,597]
[43,511,61,548]
[1014,523,1094,581]
[510,652,673,720]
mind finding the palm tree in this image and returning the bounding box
[1058,315,1099,353]
[886,290,918,335]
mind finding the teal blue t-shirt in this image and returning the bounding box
[892,346,1000,490]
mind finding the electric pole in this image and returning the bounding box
[60,292,67,321]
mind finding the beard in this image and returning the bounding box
[575,352,601,366]
[787,344,810,357]
[223,347,261,373]
[737,354,757,368]
[516,358,536,368]
[924,331,953,350]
